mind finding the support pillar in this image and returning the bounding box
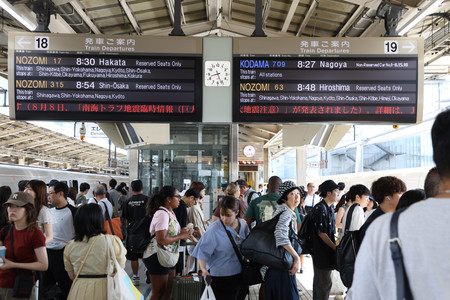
[230,124,239,182]
[296,147,307,187]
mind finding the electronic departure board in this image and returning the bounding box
[9,33,202,122]
[233,37,423,123]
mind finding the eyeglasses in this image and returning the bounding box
[173,195,181,199]
[235,235,241,244]
[48,191,57,195]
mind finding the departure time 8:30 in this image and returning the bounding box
[76,58,96,66]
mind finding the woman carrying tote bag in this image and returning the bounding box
[143,186,193,300]
[0,192,48,300]
[63,204,127,300]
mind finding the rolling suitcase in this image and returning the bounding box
[171,274,204,300]
[172,242,203,300]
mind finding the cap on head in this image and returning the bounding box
[278,180,297,196]
[47,179,59,186]
[318,180,339,197]
[4,192,34,207]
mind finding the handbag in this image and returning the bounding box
[220,220,263,286]
[106,236,144,300]
[9,226,34,298]
[102,202,124,240]
[154,208,180,268]
[155,240,180,268]
[241,211,302,270]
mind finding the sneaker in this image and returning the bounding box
[299,269,303,274]
[132,275,140,286]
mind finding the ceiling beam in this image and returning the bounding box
[70,0,102,34]
[165,0,175,24]
[281,0,300,32]
[0,134,47,147]
[262,0,272,28]
[118,0,142,34]
[240,125,273,140]
[296,0,318,36]
[337,5,366,37]
[239,128,270,142]
[264,129,283,148]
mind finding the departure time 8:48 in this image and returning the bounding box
[297,84,316,91]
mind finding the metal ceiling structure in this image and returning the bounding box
[0,0,448,164]
[0,113,128,173]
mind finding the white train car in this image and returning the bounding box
[308,166,432,191]
[0,163,129,198]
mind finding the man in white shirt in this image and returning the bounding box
[304,182,318,213]
[341,184,370,233]
[347,109,450,299]
[40,181,77,300]
[88,184,113,221]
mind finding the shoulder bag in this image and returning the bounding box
[336,203,360,287]
[389,209,413,300]
[241,211,302,270]
[9,225,34,298]
[154,208,180,268]
[102,202,123,240]
[106,235,144,300]
[220,220,263,286]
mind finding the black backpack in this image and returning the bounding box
[126,208,162,253]
[336,203,361,288]
[247,191,261,204]
[297,213,314,255]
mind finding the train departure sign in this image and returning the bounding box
[9,33,202,122]
[233,37,423,123]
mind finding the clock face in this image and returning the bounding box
[205,61,231,87]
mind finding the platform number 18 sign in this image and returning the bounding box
[35,36,49,50]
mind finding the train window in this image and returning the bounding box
[70,180,79,190]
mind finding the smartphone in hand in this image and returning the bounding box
[205,275,212,285]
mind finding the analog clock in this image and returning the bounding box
[205,61,231,87]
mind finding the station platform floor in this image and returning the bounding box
[125,255,346,300]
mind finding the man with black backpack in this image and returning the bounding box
[310,180,339,300]
[336,184,370,288]
[123,179,149,286]
[235,179,259,206]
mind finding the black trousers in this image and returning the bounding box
[39,248,72,300]
[211,273,246,300]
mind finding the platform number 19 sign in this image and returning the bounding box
[384,40,398,54]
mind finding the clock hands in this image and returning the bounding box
[213,71,221,81]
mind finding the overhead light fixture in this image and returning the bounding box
[398,0,443,35]
[0,0,37,31]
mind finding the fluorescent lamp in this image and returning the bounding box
[398,0,443,36]
[0,0,37,31]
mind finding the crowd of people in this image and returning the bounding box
[0,109,449,300]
